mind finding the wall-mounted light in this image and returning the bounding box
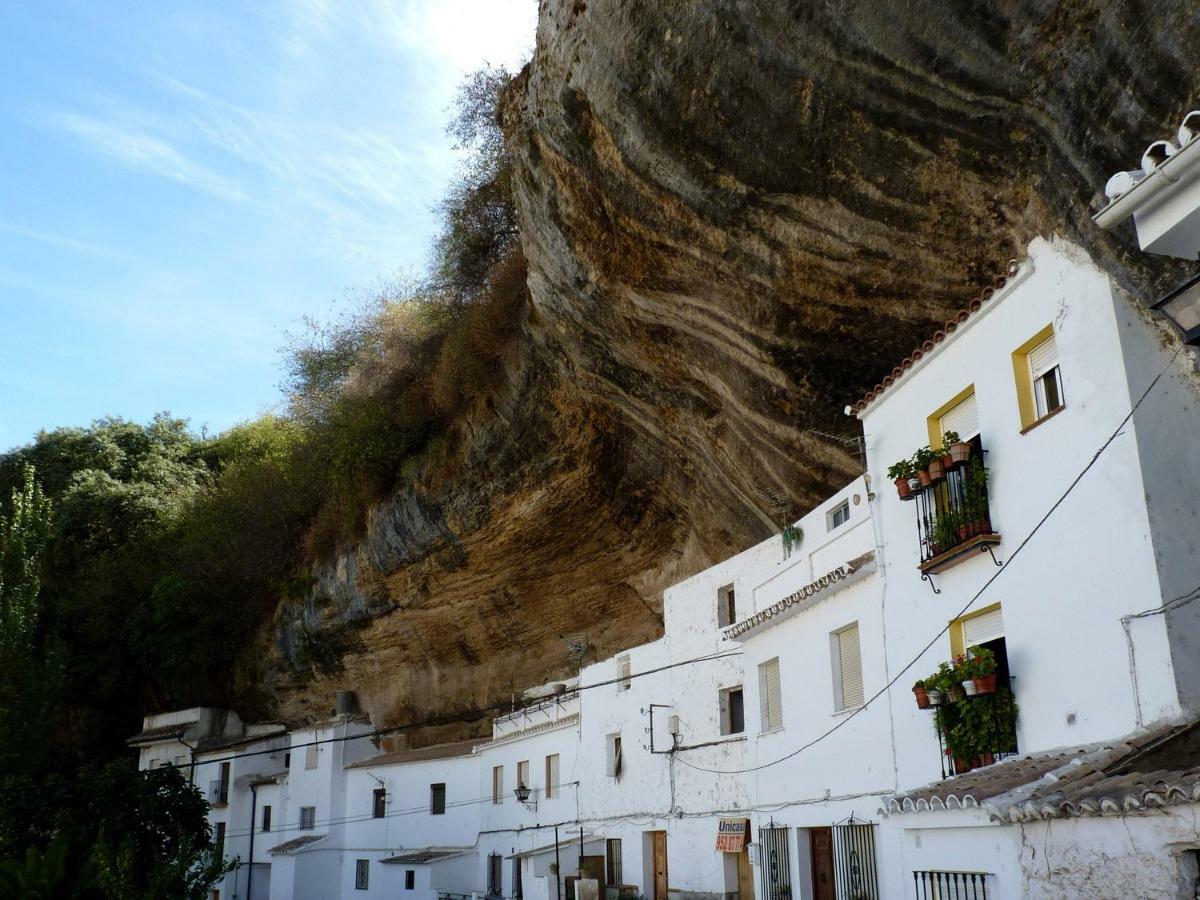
[514,783,536,811]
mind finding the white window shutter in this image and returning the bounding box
[837,625,864,709]
[963,607,1005,646]
[940,393,979,440]
[759,659,782,731]
[1028,334,1059,379]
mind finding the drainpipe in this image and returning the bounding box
[553,824,561,900]
[1093,136,1200,230]
[247,784,258,900]
[177,736,197,786]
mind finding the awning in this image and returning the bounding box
[507,833,603,859]
[715,818,749,852]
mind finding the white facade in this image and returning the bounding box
[133,236,1200,899]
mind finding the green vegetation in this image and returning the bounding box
[0,66,528,893]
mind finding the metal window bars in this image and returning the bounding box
[832,819,880,900]
[913,870,990,899]
[914,452,992,565]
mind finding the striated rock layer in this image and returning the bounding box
[264,0,1200,736]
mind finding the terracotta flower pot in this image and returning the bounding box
[917,469,933,487]
[954,757,974,774]
[941,453,955,470]
[949,442,972,466]
[946,686,963,703]
[895,477,911,500]
[928,458,945,481]
[957,525,971,541]
[975,752,995,767]
[973,674,997,694]
[913,686,930,709]
[961,679,979,697]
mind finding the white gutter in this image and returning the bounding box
[1094,136,1200,230]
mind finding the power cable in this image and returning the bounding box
[675,345,1185,775]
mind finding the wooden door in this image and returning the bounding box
[737,846,755,900]
[810,827,835,900]
[652,831,668,900]
[580,855,606,886]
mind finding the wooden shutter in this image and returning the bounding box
[963,607,1005,646]
[940,392,979,440]
[1028,334,1059,379]
[760,659,782,731]
[837,624,864,709]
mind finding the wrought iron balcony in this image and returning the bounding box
[913,870,991,899]
[914,451,999,574]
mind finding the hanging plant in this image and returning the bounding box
[781,523,803,557]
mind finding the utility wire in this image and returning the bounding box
[675,345,1185,776]
[177,650,742,769]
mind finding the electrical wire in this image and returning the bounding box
[675,345,1185,776]
[175,649,743,770]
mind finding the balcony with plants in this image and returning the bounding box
[911,645,1018,778]
[886,432,999,574]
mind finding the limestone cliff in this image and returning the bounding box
[264,0,1200,737]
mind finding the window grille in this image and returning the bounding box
[833,821,879,900]
[355,859,369,890]
[757,826,792,900]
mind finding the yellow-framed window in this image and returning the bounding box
[949,603,1004,657]
[1012,324,1064,431]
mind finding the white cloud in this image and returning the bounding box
[0,221,119,260]
[43,111,247,202]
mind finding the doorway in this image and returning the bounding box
[649,831,668,900]
[809,827,835,900]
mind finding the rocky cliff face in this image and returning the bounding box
[265,0,1200,736]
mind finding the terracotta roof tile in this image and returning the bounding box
[848,263,1019,414]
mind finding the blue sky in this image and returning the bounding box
[0,1,536,450]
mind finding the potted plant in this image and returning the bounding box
[960,458,991,537]
[929,513,958,557]
[928,450,946,482]
[913,679,931,709]
[939,434,957,470]
[912,446,937,486]
[955,654,979,696]
[967,645,997,694]
[888,459,916,500]
[945,431,973,467]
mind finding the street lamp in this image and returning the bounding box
[514,783,536,811]
[1154,272,1200,345]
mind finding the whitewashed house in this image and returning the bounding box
[132,150,1200,898]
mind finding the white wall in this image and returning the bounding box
[861,238,1183,796]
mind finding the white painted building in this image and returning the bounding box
[133,226,1200,897]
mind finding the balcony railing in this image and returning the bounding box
[931,695,1018,779]
[913,870,990,899]
[914,452,998,573]
[207,779,229,806]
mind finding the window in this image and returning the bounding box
[305,744,318,770]
[299,806,316,830]
[759,658,783,732]
[606,733,623,778]
[938,390,979,441]
[719,686,745,735]
[512,857,523,898]
[284,752,291,769]
[950,603,1005,657]
[617,655,632,691]
[214,822,225,860]
[827,500,850,530]
[606,838,623,884]
[517,759,530,790]
[430,783,446,815]
[1012,325,1066,430]
[717,585,737,627]
[492,765,504,804]
[373,787,386,818]
[832,623,864,711]
[218,762,230,794]
[1029,334,1064,419]
[545,754,559,799]
[487,853,503,896]
[355,859,369,891]
[405,870,416,890]
[262,805,272,832]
